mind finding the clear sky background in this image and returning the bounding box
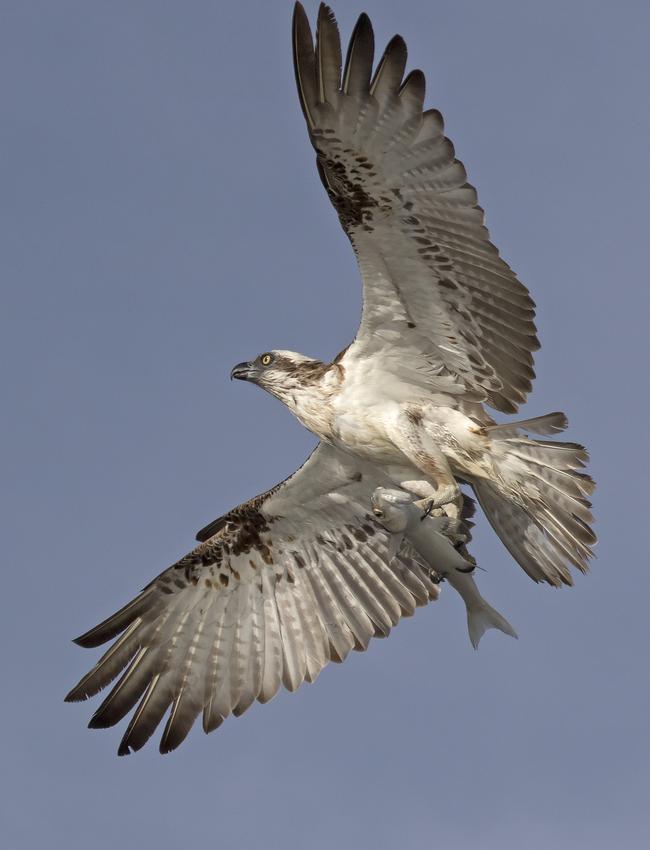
[2,1,649,848]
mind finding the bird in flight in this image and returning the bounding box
[66,3,595,754]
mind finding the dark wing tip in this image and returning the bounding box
[354,11,375,42]
[318,2,336,19]
[195,514,228,542]
[158,730,190,755]
[293,1,306,20]
[72,622,124,650]
[316,1,343,103]
[87,713,112,730]
[387,32,406,51]
[70,590,152,648]
[292,1,311,50]
[400,68,425,95]
[64,687,84,703]
[370,33,407,100]
[157,698,196,754]
[293,0,317,129]
[72,628,107,649]
[342,10,375,95]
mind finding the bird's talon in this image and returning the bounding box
[420,500,435,521]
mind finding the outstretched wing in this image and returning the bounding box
[293,3,538,413]
[66,444,447,754]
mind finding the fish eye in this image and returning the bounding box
[373,508,384,518]
[260,353,273,366]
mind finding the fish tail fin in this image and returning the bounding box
[466,598,518,649]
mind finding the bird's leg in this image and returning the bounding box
[415,479,463,520]
[391,409,463,520]
[414,483,462,521]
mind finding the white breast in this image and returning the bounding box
[330,394,401,463]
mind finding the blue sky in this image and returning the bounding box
[2,1,649,848]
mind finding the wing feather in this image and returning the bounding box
[117,674,170,756]
[370,35,407,106]
[292,2,318,129]
[258,569,284,704]
[302,545,356,663]
[67,443,466,754]
[291,570,329,683]
[276,572,307,692]
[66,619,144,702]
[316,3,341,104]
[342,12,374,96]
[292,3,538,412]
[86,647,153,729]
[202,592,231,730]
[318,551,375,650]
[230,582,257,716]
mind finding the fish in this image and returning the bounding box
[371,487,518,648]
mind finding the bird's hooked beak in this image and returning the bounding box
[230,361,256,382]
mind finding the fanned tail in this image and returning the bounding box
[474,413,596,586]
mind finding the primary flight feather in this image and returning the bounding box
[66,3,595,754]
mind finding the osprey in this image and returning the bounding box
[66,3,595,754]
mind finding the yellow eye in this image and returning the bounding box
[261,354,272,366]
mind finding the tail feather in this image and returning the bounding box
[473,486,573,585]
[518,466,594,521]
[485,412,569,438]
[474,413,596,587]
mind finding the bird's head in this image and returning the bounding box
[230,350,329,404]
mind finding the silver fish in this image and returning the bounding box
[371,487,517,649]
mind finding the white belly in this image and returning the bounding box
[292,380,489,484]
[330,409,400,464]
